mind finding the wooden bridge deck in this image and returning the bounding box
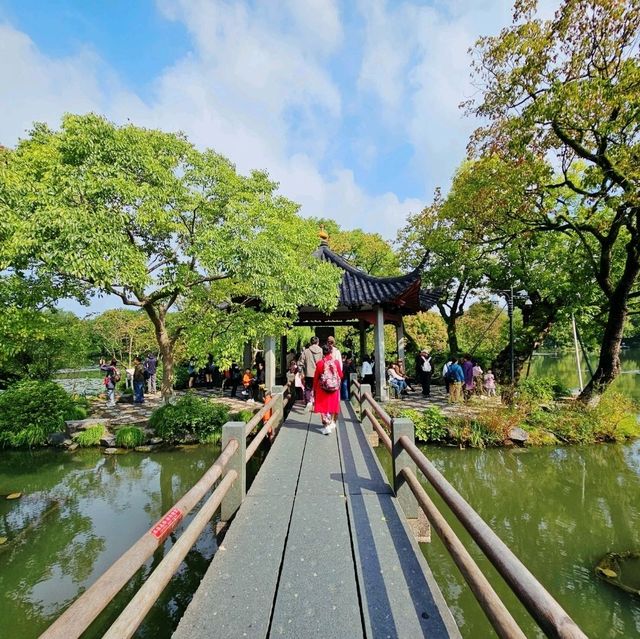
[173,402,460,639]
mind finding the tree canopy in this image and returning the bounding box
[1,114,341,395]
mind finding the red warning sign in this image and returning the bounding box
[150,507,183,540]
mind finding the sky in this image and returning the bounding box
[0,0,556,313]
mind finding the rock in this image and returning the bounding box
[67,443,79,452]
[65,418,111,437]
[103,447,118,455]
[47,432,68,447]
[150,437,163,445]
[134,445,153,453]
[100,435,116,447]
[508,427,529,444]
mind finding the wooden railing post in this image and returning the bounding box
[271,384,285,430]
[349,373,358,408]
[221,421,246,522]
[392,417,429,542]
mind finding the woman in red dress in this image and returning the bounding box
[313,343,343,435]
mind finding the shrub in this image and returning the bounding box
[228,409,255,423]
[74,425,104,447]
[0,380,79,448]
[149,395,230,442]
[518,376,571,404]
[116,426,145,448]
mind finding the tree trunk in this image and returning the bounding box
[144,304,175,401]
[579,245,640,403]
[492,296,556,385]
[445,316,459,355]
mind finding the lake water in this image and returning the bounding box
[0,445,264,638]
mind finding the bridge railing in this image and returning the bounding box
[40,383,292,639]
[354,385,587,639]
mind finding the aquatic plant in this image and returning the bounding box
[115,426,145,449]
[74,425,104,447]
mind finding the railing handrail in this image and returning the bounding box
[102,469,238,639]
[398,435,587,639]
[41,385,288,639]
[356,386,587,639]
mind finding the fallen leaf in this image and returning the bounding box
[6,493,21,500]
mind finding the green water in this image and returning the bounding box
[0,446,263,638]
[529,346,640,403]
[411,443,640,638]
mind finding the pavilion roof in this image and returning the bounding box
[312,242,439,313]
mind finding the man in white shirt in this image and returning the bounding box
[417,350,432,397]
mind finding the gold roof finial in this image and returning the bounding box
[318,227,329,246]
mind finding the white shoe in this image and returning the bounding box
[305,402,313,413]
[328,421,336,431]
[319,426,331,435]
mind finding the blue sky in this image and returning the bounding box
[1,0,564,243]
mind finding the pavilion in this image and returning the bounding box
[263,232,439,401]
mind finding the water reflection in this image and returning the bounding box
[376,444,640,638]
[0,445,258,639]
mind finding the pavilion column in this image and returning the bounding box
[280,335,288,382]
[264,336,276,391]
[243,342,252,369]
[396,320,405,365]
[374,305,387,401]
[359,320,367,363]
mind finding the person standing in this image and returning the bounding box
[313,343,343,434]
[327,335,341,362]
[416,350,432,397]
[448,358,465,403]
[144,352,158,395]
[442,357,456,396]
[472,361,484,395]
[229,362,241,397]
[484,369,496,396]
[100,358,120,407]
[299,336,323,411]
[132,356,145,403]
[462,354,474,401]
[360,355,374,388]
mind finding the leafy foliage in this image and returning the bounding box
[0,381,80,448]
[149,395,230,442]
[1,114,341,395]
[74,425,104,447]
[115,426,146,449]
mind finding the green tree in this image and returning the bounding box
[1,114,341,397]
[469,0,640,400]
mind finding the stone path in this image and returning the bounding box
[173,402,460,639]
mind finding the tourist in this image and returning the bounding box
[299,336,323,411]
[472,361,484,395]
[187,358,197,388]
[229,362,241,397]
[327,335,341,362]
[100,358,120,407]
[254,361,266,402]
[294,363,305,402]
[286,348,297,369]
[205,354,214,388]
[387,362,408,396]
[462,354,474,400]
[132,356,145,403]
[442,357,455,395]
[360,354,374,388]
[144,352,158,395]
[448,358,465,403]
[242,368,254,399]
[341,352,356,400]
[484,369,496,396]
[416,350,432,397]
[313,343,343,435]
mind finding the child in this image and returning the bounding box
[241,368,253,398]
[484,369,496,396]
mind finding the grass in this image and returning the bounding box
[74,425,104,447]
[115,426,146,449]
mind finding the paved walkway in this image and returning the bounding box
[173,402,460,639]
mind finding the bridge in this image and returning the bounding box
[40,381,588,639]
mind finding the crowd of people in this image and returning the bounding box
[98,339,497,412]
